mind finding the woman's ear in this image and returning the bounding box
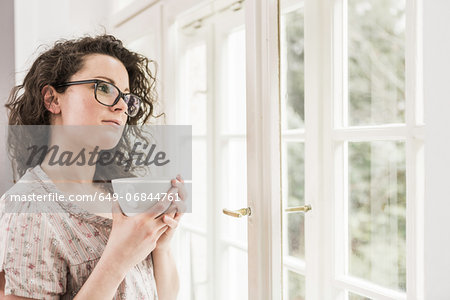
[42,85,61,114]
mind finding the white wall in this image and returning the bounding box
[0,0,114,194]
[14,0,113,82]
[0,0,15,195]
[423,0,450,299]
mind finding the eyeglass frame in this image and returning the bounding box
[54,79,141,117]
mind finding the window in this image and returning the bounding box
[173,2,247,299]
[110,0,424,298]
[280,0,422,298]
[280,1,306,300]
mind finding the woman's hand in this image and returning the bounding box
[72,183,184,299]
[101,198,173,277]
[154,175,188,253]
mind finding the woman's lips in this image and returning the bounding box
[102,120,122,127]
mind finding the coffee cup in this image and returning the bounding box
[111,177,178,217]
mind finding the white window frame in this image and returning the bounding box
[278,0,424,298]
[279,1,307,300]
[109,1,282,298]
[165,1,250,300]
[175,21,213,299]
[245,0,283,299]
[422,1,450,298]
[316,0,424,299]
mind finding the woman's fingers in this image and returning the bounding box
[169,179,188,214]
[111,201,125,220]
[142,199,172,219]
[162,214,179,229]
[171,179,188,202]
[174,200,188,214]
[174,212,184,220]
[176,174,184,183]
[146,213,169,232]
[156,224,169,239]
[169,207,177,218]
[161,212,183,230]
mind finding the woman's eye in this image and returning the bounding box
[98,83,111,94]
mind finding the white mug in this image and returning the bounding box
[111,177,178,217]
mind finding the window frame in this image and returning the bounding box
[316,0,424,298]
[166,1,251,299]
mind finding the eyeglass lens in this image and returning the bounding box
[96,82,141,117]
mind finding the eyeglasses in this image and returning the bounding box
[55,79,141,117]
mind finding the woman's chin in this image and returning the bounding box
[94,134,122,151]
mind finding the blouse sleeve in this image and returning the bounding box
[0,208,68,299]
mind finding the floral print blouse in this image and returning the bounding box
[0,165,159,299]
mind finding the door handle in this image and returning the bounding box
[284,204,312,213]
[222,207,252,218]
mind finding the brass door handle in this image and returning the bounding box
[284,204,312,213]
[223,207,252,218]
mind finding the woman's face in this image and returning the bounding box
[54,53,130,126]
[51,54,130,150]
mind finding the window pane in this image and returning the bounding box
[181,232,207,300]
[221,28,246,135]
[348,141,406,291]
[184,43,207,135]
[285,212,305,260]
[280,6,305,130]
[221,138,247,244]
[348,0,405,125]
[285,270,305,300]
[224,247,248,300]
[283,142,305,208]
[282,142,305,259]
[183,139,207,229]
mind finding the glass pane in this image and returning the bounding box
[224,247,248,300]
[282,142,305,263]
[184,43,207,135]
[181,232,207,300]
[348,292,372,300]
[285,212,305,260]
[348,141,406,291]
[183,139,207,229]
[280,5,305,130]
[283,142,305,208]
[285,270,305,300]
[221,138,247,245]
[222,28,246,135]
[348,0,406,125]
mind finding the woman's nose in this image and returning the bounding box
[110,96,129,114]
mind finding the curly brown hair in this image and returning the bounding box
[5,34,163,184]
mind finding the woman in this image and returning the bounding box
[0,35,186,299]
